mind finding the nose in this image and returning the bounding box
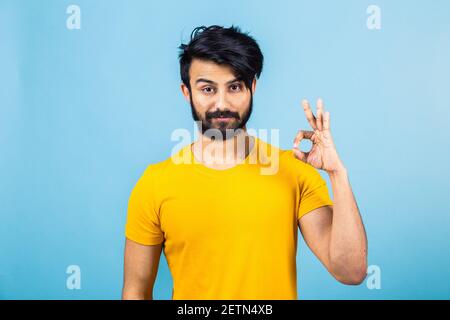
[215,90,231,110]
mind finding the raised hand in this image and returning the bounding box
[292,98,346,173]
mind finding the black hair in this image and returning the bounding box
[178,25,264,93]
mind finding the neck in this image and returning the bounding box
[193,128,254,168]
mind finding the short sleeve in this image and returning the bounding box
[125,165,164,245]
[297,164,334,220]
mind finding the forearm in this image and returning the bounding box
[327,167,368,284]
[122,283,153,300]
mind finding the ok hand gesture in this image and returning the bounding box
[293,98,346,173]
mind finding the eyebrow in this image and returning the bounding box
[195,77,242,86]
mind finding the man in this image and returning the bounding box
[122,25,367,300]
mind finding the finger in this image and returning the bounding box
[317,98,326,131]
[293,130,314,147]
[302,99,318,130]
[293,148,309,162]
[323,110,330,130]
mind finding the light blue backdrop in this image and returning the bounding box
[1,0,449,299]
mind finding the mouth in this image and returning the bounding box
[212,117,235,122]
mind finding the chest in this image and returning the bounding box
[158,172,298,242]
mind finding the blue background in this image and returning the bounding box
[1,0,449,299]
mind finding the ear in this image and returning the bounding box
[251,77,257,93]
[180,83,191,103]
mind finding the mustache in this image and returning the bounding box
[205,110,240,120]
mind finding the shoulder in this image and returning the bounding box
[141,143,192,180]
[257,138,309,170]
[259,138,325,182]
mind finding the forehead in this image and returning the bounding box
[189,59,237,84]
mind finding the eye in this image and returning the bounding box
[229,83,242,92]
[201,86,215,94]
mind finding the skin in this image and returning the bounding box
[182,59,257,170]
[122,59,368,299]
[294,99,368,285]
[122,240,162,300]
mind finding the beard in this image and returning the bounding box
[189,92,253,141]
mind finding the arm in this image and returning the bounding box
[293,98,368,285]
[122,238,162,300]
[298,167,368,285]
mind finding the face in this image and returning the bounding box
[181,59,256,140]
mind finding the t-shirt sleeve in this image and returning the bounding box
[125,165,164,245]
[297,163,334,220]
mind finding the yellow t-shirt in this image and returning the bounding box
[125,136,333,300]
